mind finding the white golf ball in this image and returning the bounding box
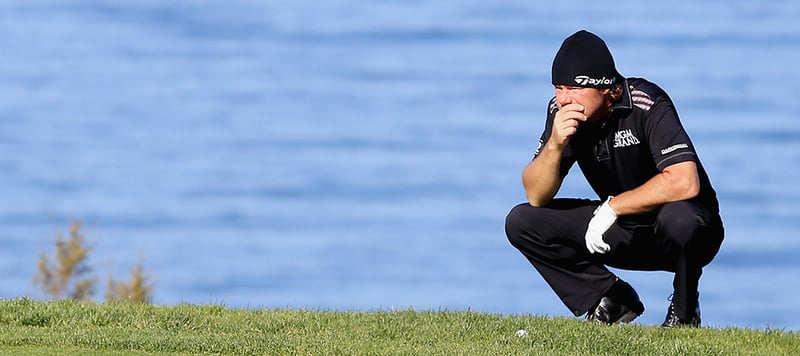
[515,329,528,337]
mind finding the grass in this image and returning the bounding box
[0,299,798,355]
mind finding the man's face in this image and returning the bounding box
[554,86,611,121]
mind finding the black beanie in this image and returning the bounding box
[551,30,622,88]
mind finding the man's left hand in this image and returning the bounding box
[585,197,617,254]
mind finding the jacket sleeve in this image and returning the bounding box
[644,95,698,171]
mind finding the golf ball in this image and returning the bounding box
[515,329,528,337]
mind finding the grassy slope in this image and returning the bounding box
[0,299,797,355]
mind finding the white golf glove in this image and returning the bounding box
[585,197,617,254]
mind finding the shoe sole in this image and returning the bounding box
[614,301,645,324]
[616,310,640,324]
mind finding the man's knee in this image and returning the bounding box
[506,202,563,247]
[655,200,713,247]
[505,203,535,247]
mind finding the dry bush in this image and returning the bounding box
[34,220,154,304]
[105,258,154,303]
[34,220,96,301]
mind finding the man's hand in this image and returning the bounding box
[585,197,617,254]
[550,98,586,149]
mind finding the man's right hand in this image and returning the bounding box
[550,99,586,149]
[522,98,584,206]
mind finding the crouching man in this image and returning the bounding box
[505,30,724,327]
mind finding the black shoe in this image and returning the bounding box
[586,279,645,324]
[661,294,701,328]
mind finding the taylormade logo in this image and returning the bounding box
[574,75,615,86]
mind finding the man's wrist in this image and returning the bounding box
[603,196,618,216]
[544,137,568,152]
[594,196,617,218]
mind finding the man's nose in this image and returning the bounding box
[556,92,573,105]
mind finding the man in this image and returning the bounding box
[505,30,724,327]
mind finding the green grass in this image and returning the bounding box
[0,299,797,355]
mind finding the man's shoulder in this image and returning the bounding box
[626,77,671,112]
[627,77,667,96]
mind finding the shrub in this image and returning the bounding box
[33,220,95,301]
[105,258,154,303]
[34,220,154,304]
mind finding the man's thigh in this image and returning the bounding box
[602,223,669,271]
[600,200,722,271]
[516,198,599,246]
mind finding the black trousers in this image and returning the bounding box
[505,198,724,319]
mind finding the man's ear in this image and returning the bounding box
[607,85,623,101]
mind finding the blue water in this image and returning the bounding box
[1,1,800,331]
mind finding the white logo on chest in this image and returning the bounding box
[613,129,640,148]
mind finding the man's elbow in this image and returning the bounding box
[527,200,545,208]
[663,161,700,201]
[526,194,551,208]
[675,174,700,200]
[684,179,700,199]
